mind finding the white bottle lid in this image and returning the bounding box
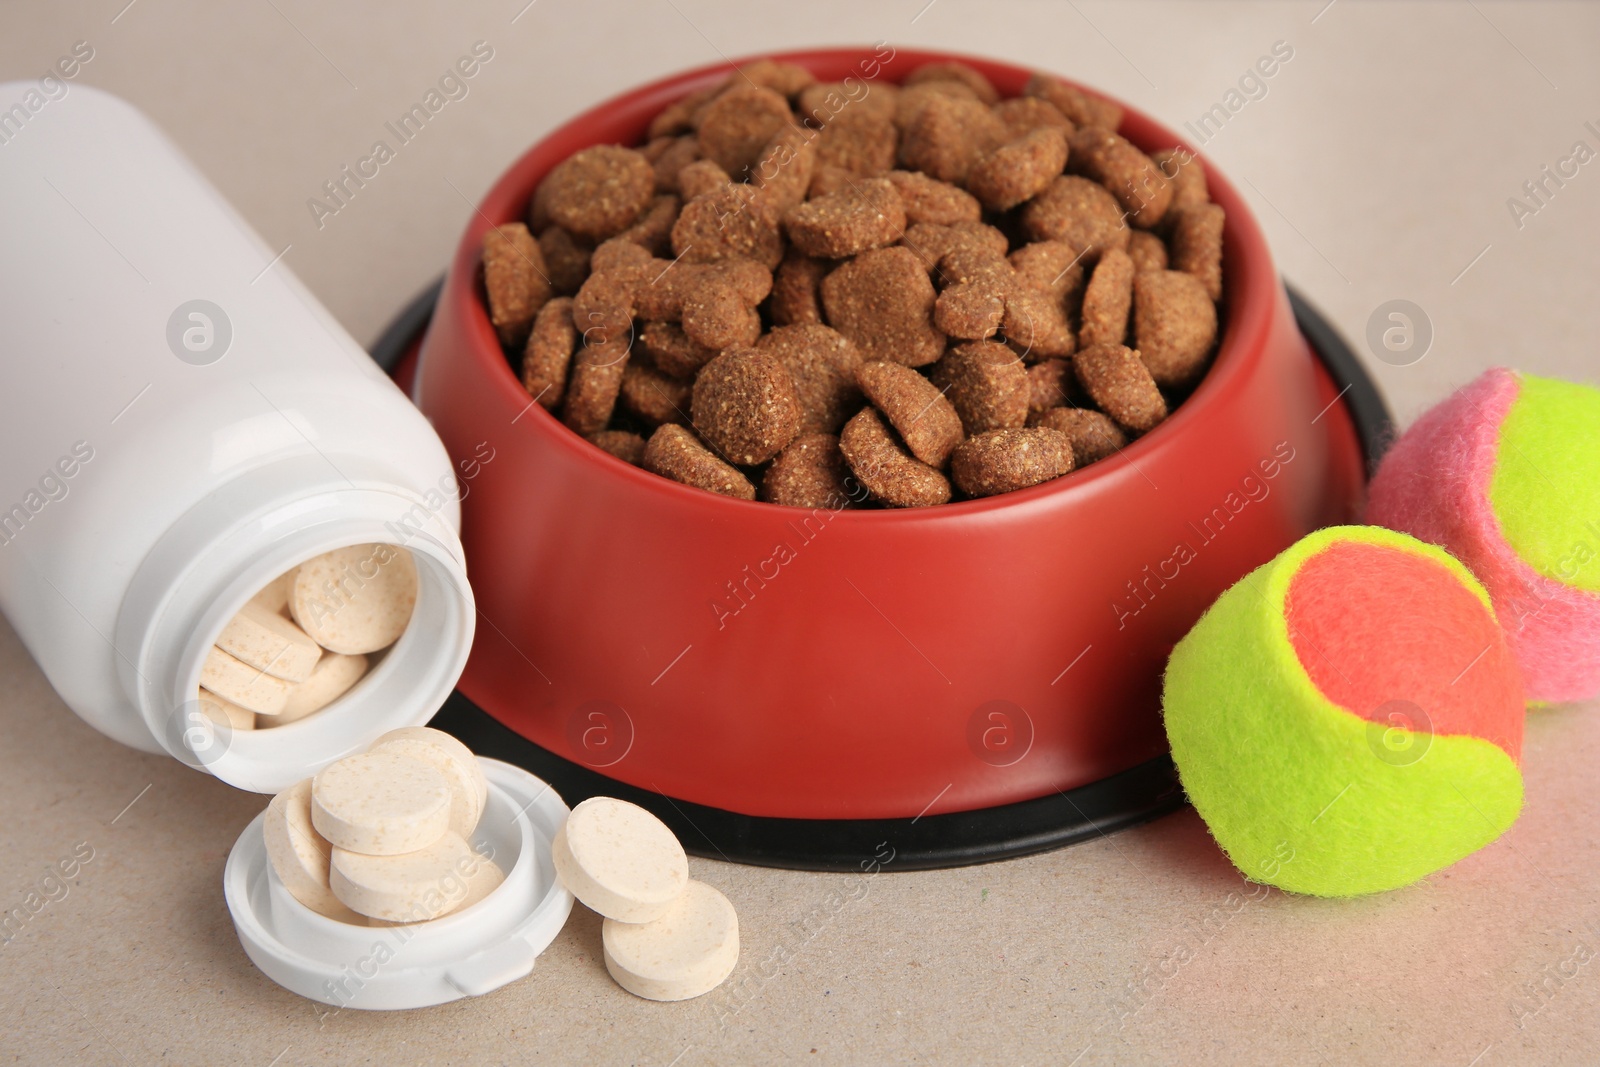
[224,758,573,1009]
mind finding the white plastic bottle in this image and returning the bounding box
[0,83,476,792]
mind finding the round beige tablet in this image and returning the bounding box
[249,567,297,616]
[290,544,418,655]
[216,601,322,683]
[199,645,292,715]
[602,880,740,1001]
[365,853,505,926]
[370,728,487,838]
[551,797,688,923]
[311,750,452,856]
[197,687,255,731]
[331,831,478,922]
[262,779,363,923]
[268,652,368,725]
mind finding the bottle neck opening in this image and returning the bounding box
[115,456,475,792]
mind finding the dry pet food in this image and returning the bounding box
[484,59,1227,508]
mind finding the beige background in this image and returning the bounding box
[2,2,1598,1064]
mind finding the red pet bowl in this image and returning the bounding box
[405,48,1388,870]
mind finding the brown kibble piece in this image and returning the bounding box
[931,341,1030,434]
[690,347,802,465]
[838,408,951,508]
[621,357,693,426]
[933,246,1075,360]
[761,433,857,508]
[799,82,899,127]
[1070,126,1171,228]
[521,297,577,409]
[643,424,756,500]
[561,340,631,435]
[856,360,964,468]
[756,324,863,434]
[1170,203,1225,302]
[1074,342,1167,433]
[1026,359,1076,416]
[806,164,857,201]
[820,246,945,367]
[618,194,681,257]
[1079,249,1135,347]
[571,269,636,353]
[1153,148,1209,212]
[589,237,654,276]
[992,97,1073,140]
[1029,407,1127,465]
[885,171,981,225]
[1009,240,1086,303]
[1133,270,1218,388]
[649,86,719,139]
[901,220,1009,275]
[540,146,656,241]
[651,135,702,194]
[734,59,816,100]
[638,320,717,380]
[932,262,1006,342]
[677,158,734,201]
[816,109,898,177]
[966,127,1070,211]
[1002,286,1078,362]
[951,428,1074,497]
[752,124,818,211]
[1023,73,1122,131]
[483,223,553,349]
[676,261,769,350]
[696,85,794,178]
[770,249,828,326]
[903,61,1001,106]
[630,256,771,351]
[1128,230,1169,274]
[898,94,1008,184]
[588,429,647,466]
[784,177,906,259]
[893,79,981,127]
[1021,176,1131,258]
[538,227,592,296]
[671,185,785,268]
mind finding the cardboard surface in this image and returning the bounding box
[2,2,1597,1063]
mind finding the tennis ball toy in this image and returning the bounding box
[1163,525,1525,897]
[1365,368,1600,703]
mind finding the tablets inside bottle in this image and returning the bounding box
[198,543,419,733]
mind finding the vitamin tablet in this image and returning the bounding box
[262,652,368,727]
[371,726,488,838]
[368,854,505,926]
[249,568,296,616]
[330,831,479,923]
[215,601,322,683]
[290,544,418,656]
[551,797,688,923]
[311,750,453,856]
[602,880,740,1001]
[200,645,292,715]
[197,687,255,732]
[263,779,363,923]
